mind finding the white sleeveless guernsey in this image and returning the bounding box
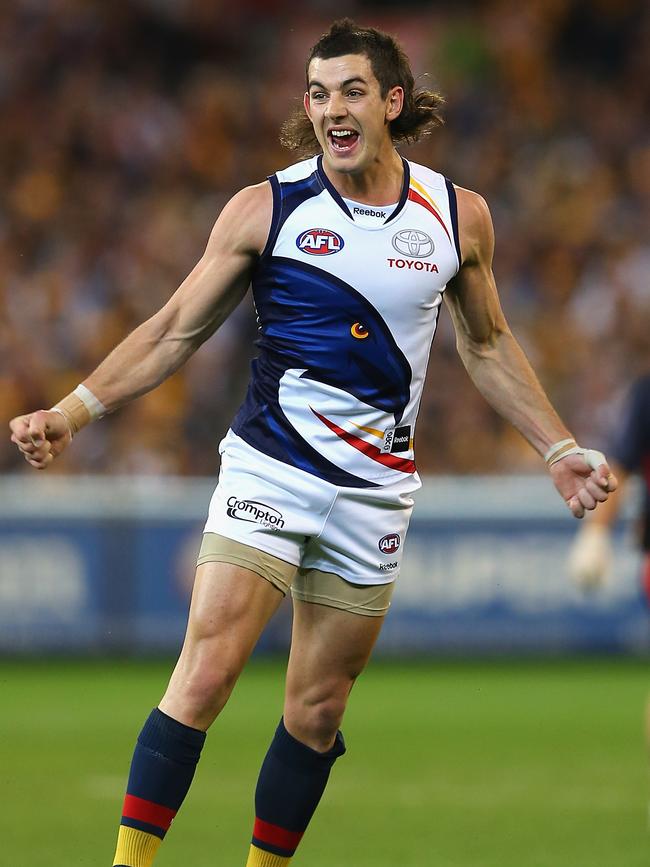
[231,154,461,489]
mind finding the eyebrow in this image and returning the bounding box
[308,76,368,90]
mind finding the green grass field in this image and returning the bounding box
[1,657,648,866]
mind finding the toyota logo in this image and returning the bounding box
[392,229,435,258]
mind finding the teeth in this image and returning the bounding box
[331,130,353,137]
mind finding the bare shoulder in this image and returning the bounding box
[453,185,494,267]
[207,180,273,258]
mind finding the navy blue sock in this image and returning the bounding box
[118,708,206,840]
[251,718,346,858]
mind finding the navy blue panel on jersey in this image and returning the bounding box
[262,170,324,258]
[231,257,414,488]
[445,178,462,266]
[255,256,412,419]
[260,174,282,259]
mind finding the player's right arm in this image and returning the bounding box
[9,182,273,469]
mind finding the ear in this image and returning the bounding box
[385,86,404,123]
[303,91,312,121]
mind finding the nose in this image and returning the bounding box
[325,91,347,121]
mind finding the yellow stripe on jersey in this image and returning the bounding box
[350,422,384,439]
[410,178,445,219]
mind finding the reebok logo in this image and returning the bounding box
[381,425,411,454]
[353,206,386,219]
[379,561,398,572]
[226,497,285,529]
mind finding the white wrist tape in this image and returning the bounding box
[547,445,607,470]
[50,384,107,437]
[73,384,107,420]
[544,438,576,463]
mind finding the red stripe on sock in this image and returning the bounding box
[122,794,176,830]
[253,817,304,851]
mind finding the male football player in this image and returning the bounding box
[10,19,616,867]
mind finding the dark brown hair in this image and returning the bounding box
[280,18,444,156]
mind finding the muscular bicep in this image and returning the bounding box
[444,188,509,349]
[156,182,272,349]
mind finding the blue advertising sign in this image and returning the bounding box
[0,476,646,655]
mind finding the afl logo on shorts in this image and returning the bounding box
[297,228,345,255]
[378,533,401,555]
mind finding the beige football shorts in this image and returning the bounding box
[198,533,395,617]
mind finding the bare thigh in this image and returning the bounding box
[283,598,384,752]
[159,560,284,730]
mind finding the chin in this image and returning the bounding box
[323,150,365,175]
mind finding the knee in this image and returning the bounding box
[161,649,243,729]
[181,660,240,708]
[285,687,350,752]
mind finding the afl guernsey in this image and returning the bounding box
[231,154,461,489]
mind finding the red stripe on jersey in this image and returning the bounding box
[312,409,416,474]
[253,817,304,851]
[122,794,176,830]
[408,188,452,243]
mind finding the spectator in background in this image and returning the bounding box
[568,370,650,820]
[569,372,650,601]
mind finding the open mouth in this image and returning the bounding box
[327,128,360,154]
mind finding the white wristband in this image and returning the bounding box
[74,384,107,420]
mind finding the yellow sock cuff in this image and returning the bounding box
[112,825,161,867]
[245,843,292,866]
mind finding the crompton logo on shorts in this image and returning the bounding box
[378,533,401,555]
[297,228,345,256]
[226,497,285,529]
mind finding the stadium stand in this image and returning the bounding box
[1,0,648,475]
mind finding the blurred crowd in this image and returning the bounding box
[1,0,649,475]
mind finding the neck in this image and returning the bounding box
[321,146,404,206]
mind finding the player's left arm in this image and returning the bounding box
[444,186,617,517]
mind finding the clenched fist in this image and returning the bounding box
[9,410,72,470]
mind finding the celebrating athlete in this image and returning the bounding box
[9,19,617,867]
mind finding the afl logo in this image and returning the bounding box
[392,229,434,258]
[297,228,345,256]
[378,533,401,555]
